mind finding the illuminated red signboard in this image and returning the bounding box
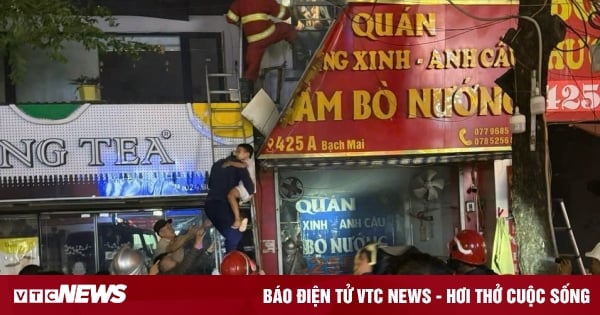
[261,0,518,159]
[547,1,600,122]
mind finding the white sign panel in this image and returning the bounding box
[0,103,251,199]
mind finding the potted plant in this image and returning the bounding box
[70,75,101,101]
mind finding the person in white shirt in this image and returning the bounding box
[153,218,200,263]
[223,143,256,232]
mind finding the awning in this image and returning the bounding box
[259,151,511,168]
[0,194,208,214]
[571,123,600,138]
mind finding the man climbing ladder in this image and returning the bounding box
[226,0,298,102]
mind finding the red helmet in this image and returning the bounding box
[448,230,487,265]
[220,251,257,275]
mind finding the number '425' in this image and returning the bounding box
[546,83,600,110]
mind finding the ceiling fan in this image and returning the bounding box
[412,169,445,201]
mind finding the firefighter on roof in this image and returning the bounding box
[226,0,297,102]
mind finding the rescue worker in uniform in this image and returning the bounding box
[205,154,254,253]
[447,229,497,275]
[226,0,297,102]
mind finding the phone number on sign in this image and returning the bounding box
[473,127,510,136]
[474,127,511,145]
[473,136,512,146]
[460,127,512,146]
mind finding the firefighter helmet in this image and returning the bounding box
[448,230,487,265]
[220,250,257,275]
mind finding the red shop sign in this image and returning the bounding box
[260,1,518,159]
[546,1,600,122]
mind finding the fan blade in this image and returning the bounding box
[431,178,445,190]
[428,188,439,201]
[413,187,428,199]
[415,175,425,187]
[426,169,438,181]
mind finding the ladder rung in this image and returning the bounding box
[551,199,586,274]
[212,144,239,148]
[558,253,580,258]
[554,226,571,231]
[207,73,234,77]
[211,125,245,130]
[209,90,239,95]
[210,107,243,112]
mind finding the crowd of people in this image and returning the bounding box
[352,229,600,276]
[14,143,600,276]
[18,144,258,276]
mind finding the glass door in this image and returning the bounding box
[39,213,95,275]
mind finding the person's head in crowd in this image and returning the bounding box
[447,229,496,275]
[353,243,377,275]
[153,218,175,240]
[110,246,148,275]
[220,250,258,275]
[72,261,87,275]
[448,230,487,265]
[19,264,42,275]
[585,242,600,275]
[157,229,209,275]
[235,143,254,161]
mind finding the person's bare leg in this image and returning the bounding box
[239,194,253,232]
[228,188,242,229]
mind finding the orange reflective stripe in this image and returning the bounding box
[246,25,276,43]
[276,5,287,19]
[226,10,239,23]
[241,13,270,24]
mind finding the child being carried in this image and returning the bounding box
[223,143,256,231]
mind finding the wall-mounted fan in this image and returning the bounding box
[412,169,445,201]
[279,176,304,201]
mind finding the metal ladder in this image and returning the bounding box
[552,199,586,274]
[204,59,247,163]
[204,26,261,273]
[211,200,262,273]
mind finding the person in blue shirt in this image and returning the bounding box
[205,152,255,253]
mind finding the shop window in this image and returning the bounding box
[35,208,208,275]
[143,234,158,253]
[165,209,203,235]
[39,213,96,275]
[0,215,40,275]
[99,36,184,104]
[133,234,143,250]
[277,166,458,275]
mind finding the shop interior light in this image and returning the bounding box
[153,210,164,216]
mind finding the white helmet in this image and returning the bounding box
[585,242,600,261]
